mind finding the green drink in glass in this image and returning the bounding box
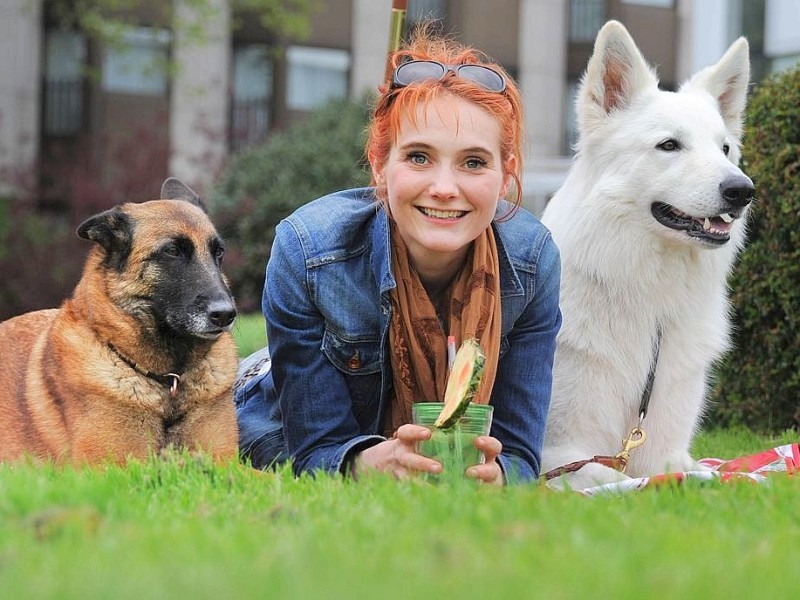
[412,402,494,482]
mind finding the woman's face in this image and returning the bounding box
[373,94,514,283]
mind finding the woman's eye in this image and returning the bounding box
[406,152,428,165]
[465,158,487,169]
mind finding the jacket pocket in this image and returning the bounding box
[322,330,382,419]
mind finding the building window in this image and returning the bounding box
[43,30,86,136]
[621,0,674,6]
[569,0,606,43]
[286,46,350,111]
[231,44,272,151]
[763,0,800,74]
[102,27,169,96]
[771,55,800,73]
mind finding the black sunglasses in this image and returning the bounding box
[390,60,507,94]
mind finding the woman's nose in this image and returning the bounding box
[428,167,459,199]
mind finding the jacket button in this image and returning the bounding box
[348,353,361,370]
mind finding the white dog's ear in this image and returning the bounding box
[681,38,750,137]
[579,20,658,131]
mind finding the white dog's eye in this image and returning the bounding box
[656,139,680,152]
[723,143,731,156]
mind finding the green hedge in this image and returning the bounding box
[211,97,372,312]
[0,196,86,321]
[709,65,800,431]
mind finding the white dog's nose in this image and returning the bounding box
[720,174,755,207]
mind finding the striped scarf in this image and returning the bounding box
[384,222,501,435]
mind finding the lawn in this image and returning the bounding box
[0,316,797,599]
[231,312,267,358]
[0,428,797,599]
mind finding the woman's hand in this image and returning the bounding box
[466,435,504,486]
[353,426,505,485]
[353,424,442,480]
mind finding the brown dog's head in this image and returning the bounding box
[76,178,237,342]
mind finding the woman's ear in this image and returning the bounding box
[501,154,518,197]
[368,150,384,184]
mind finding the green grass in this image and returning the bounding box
[1,430,798,599]
[231,312,266,358]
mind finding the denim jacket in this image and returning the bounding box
[235,187,561,483]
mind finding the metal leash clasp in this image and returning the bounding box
[615,426,647,473]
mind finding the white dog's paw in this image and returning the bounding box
[677,458,712,473]
[653,452,711,474]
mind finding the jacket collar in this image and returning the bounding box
[370,203,396,296]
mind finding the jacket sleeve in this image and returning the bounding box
[263,220,384,477]
[492,231,561,483]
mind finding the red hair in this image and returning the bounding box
[367,24,525,210]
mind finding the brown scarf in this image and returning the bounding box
[385,222,501,435]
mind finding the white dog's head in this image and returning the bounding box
[575,20,754,249]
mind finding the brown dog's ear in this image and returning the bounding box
[76,207,133,271]
[160,177,207,212]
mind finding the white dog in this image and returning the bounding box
[541,20,754,490]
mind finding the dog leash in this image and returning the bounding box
[615,327,663,468]
[107,343,182,398]
[544,327,662,481]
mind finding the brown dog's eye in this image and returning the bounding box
[158,236,194,260]
[210,240,225,264]
[158,237,193,260]
[161,244,182,258]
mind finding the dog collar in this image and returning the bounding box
[107,343,182,398]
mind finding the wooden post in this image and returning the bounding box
[384,0,408,82]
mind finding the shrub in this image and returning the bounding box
[0,122,169,321]
[0,196,85,320]
[210,96,372,312]
[708,65,800,431]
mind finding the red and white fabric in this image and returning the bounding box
[578,443,800,496]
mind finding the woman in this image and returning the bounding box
[235,26,561,485]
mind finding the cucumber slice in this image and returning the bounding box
[434,339,485,428]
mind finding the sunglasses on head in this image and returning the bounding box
[390,60,507,94]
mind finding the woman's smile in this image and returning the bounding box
[416,206,468,220]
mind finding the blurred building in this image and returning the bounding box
[1,0,798,212]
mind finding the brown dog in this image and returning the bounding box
[0,178,239,464]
